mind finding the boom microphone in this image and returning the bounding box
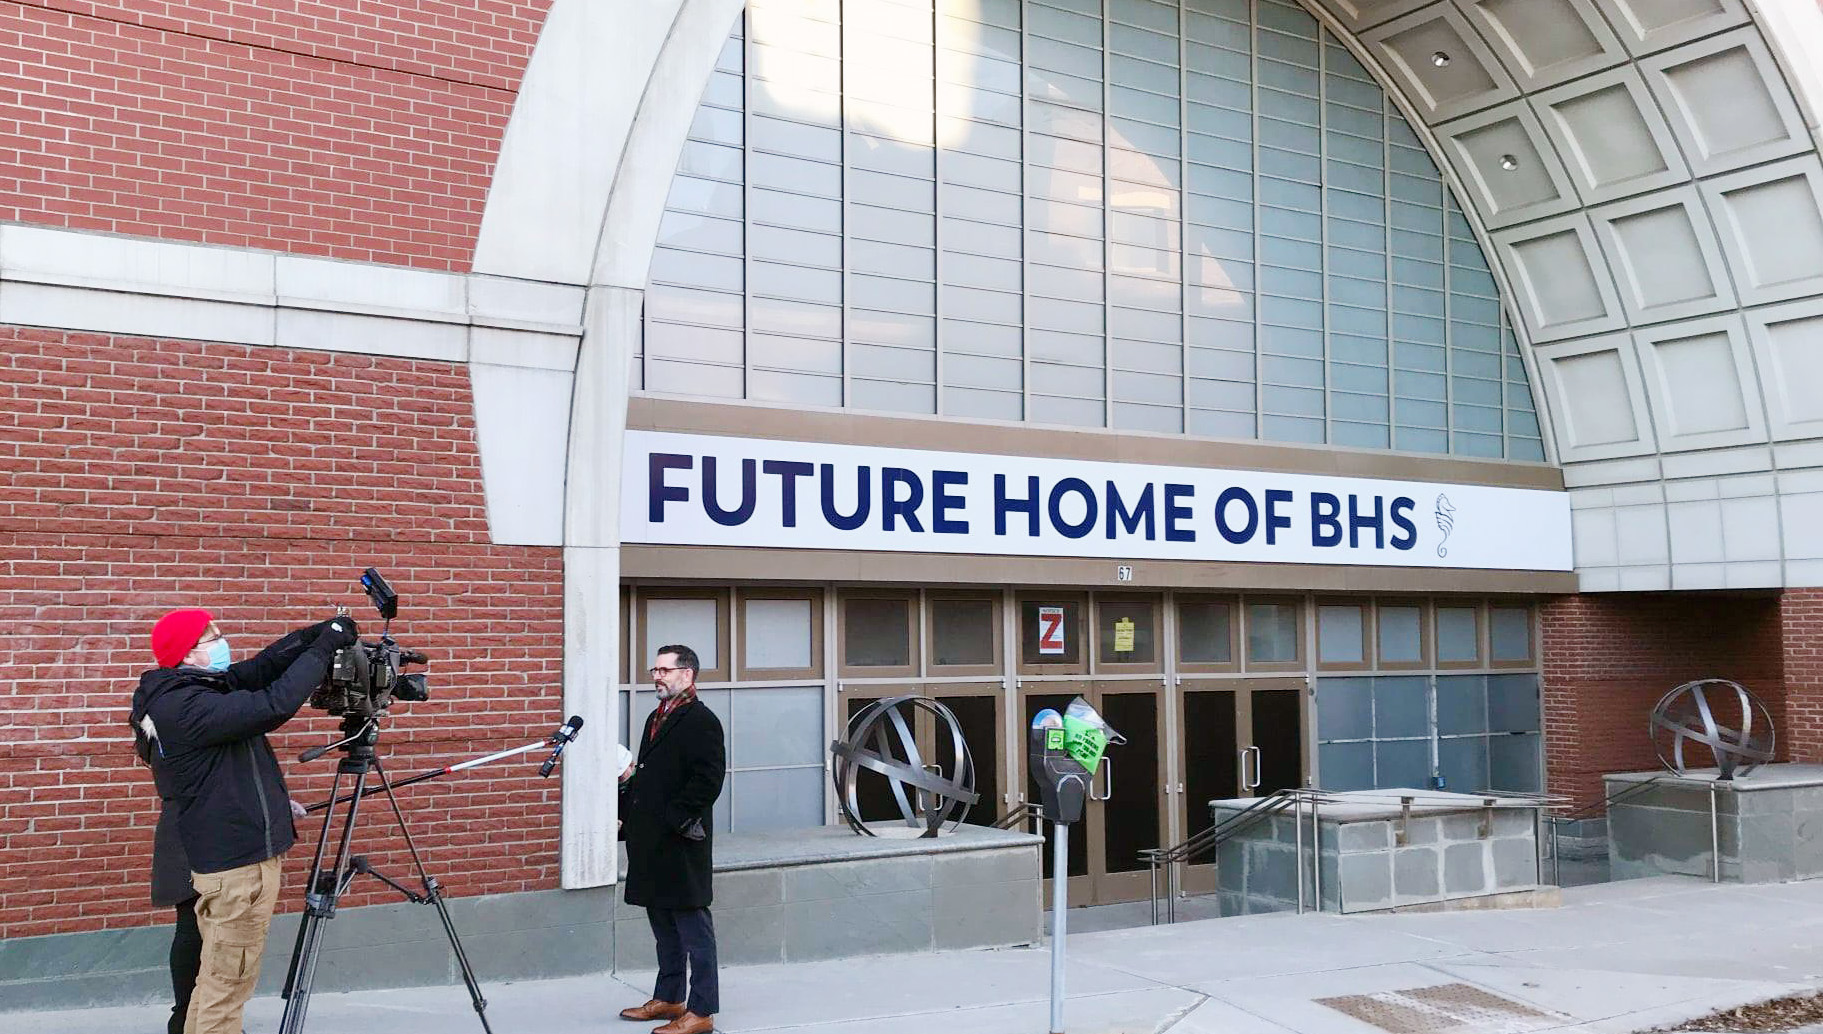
[540,715,585,777]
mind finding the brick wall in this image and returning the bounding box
[0,1,553,269]
[1782,588,1823,764]
[0,326,564,938]
[1541,591,1785,811]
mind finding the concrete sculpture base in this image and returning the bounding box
[1605,764,1823,883]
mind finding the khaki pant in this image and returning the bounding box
[185,857,281,1034]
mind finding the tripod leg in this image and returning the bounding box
[372,756,493,1034]
[279,761,370,1034]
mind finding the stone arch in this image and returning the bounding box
[474,0,1823,886]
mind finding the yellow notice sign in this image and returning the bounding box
[1114,617,1136,653]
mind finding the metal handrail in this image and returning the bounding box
[1141,789,1320,925]
[991,801,1044,831]
[1542,774,1671,884]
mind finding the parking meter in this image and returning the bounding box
[1028,699,1122,1034]
[1028,710,1088,824]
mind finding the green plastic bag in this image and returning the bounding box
[1061,697,1124,775]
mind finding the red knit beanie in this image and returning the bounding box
[151,609,214,668]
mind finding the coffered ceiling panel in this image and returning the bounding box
[1530,67,1689,206]
[1437,100,1577,227]
[1701,157,1823,307]
[1589,187,1735,326]
[1462,0,1627,90]
[1493,213,1625,343]
[1631,315,1766,452]
[1745,299,1823,442]
[1363,5,1519,123]
[1598,0,1750,57]
[1642,29,1810,176]
[1302,0,1443,35]
[1535,334,1656,461]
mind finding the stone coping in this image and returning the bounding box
[617,824,1043,874]
[1211,788,1551,823]
[1604,763,1823,791]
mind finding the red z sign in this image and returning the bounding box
[1037,606,1065,655]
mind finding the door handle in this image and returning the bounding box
[1242,745,1262,791]
[1091,757,1114,801]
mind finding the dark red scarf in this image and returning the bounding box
[649,689,696,741]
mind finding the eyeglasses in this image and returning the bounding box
[648,666,690,677]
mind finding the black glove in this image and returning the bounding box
[299,618,342,645]
[677,816,706,842]
[314,617,360,653]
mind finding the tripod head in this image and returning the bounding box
[298,713,381,765]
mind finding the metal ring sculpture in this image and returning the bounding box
[1649,678,1775,780]
[830,694,979,838]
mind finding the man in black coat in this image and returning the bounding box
[618,644,726,1034]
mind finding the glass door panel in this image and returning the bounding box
[1093,684,1165,902]
[1251,687,1306,796]
[930,687,1003,828]
[1178,684,1240,894]
[1018,685,1091,906]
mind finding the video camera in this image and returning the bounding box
[309,568,430,718]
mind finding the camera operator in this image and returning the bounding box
[129,607,358,1034]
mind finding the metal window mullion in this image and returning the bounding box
[1019,5,1032,422]
[933,2,944,417]
[1384,92,1395,448]
[1441,188,1454,453]
[840,0,852,408]
[1102,0,1114,430]
[1500,303,1512,458]
[1318,26,1332,447]
[1250,0,1264,438]
[742,8,755,401]
[1178,2,1189,434]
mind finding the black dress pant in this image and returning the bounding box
[169,896,202,1034]
[647,906,718,1016]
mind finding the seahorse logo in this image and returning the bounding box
[1435,494,1456,558]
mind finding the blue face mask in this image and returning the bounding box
[204,638,232,672]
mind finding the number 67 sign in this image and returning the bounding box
[1037,606,1065,655]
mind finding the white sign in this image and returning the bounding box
[1037,606,1066,655]
[620,430,1573,571]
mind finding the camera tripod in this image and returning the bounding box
[278,715,493,1034]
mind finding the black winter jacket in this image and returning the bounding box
[131,626,342,875]
[621,698,726,911]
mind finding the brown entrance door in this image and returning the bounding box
[1176,677,1308,892]
[1016,680,1167,906]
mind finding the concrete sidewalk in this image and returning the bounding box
[11,876,1823,1034]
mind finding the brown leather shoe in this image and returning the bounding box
[652,1011,714,1034]
[619,1000,685,1022]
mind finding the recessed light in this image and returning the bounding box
[1431,51,1451,68]
[1499,154,1519,171]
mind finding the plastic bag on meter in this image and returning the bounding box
[1061,697,1125,776]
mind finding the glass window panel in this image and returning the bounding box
[1489,733,1542,793]
[1318,605,1365,664]
[744,599,812,670]
[1098,599,1157,665]
[1378,605,1422,664]
[1490,607,1532,662]
[1487,673,1541,734]
[1437,606,1480,662]
[1316,677,1372,740]
[933,598,996,667]
[646,598,718,671]
[844,597,911,667]
[1319,741,1374,791]
[1438,735,1488,793]
[1374,739,1430,789]
[1246,602,1299,664]
[1179,599,1233,664]
[729,766,826,832]
[1372,676,1428,738]
[1436,674,1487,735]
[729,686,824,768]
[1021,599,1084,665]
